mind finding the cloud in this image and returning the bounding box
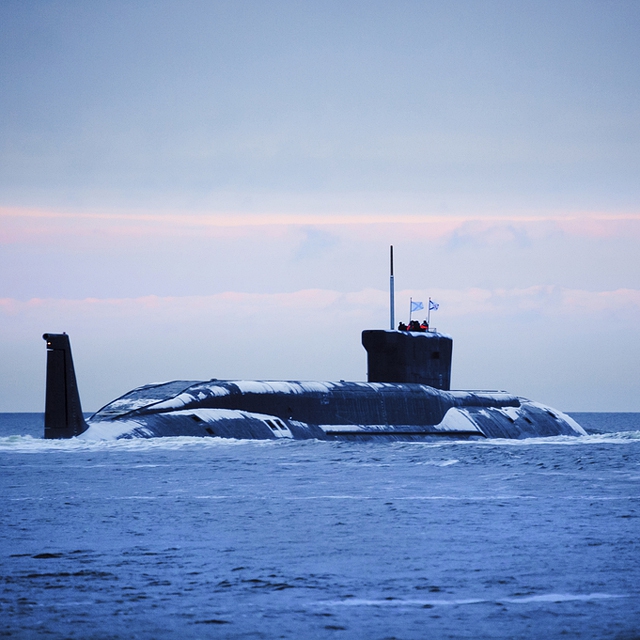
[294,226,339,261]
[446,221,533,249]
[3,282,639,330]
[424,286,640,317]
[2,205,639,244]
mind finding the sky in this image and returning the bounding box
[1,0,639,412]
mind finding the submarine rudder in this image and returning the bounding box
[42,333,88,439]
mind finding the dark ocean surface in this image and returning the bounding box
[1,413,639,639]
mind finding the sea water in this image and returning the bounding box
[1,413,639,639]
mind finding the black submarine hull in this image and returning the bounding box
[82,379,584,441]
[43,333,585,441]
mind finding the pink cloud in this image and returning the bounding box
[2,207,639,281]
[3,286,638,326]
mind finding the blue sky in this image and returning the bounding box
[1,1,639,411]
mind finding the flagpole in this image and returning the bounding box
[427,297,431,328]
[389,245,395,330]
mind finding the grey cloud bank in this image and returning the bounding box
[1,1,638,211]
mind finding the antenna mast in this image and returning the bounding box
[389,245,395,330]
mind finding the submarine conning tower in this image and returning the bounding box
[362,330,453,390]
[42,333,88,439]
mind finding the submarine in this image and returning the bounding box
[42,327,584,442]
[42,248,584,441]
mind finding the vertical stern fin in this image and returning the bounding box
[43,333,88,439]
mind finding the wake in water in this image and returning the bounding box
[1,430,640,453]
[319,592,627,607]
